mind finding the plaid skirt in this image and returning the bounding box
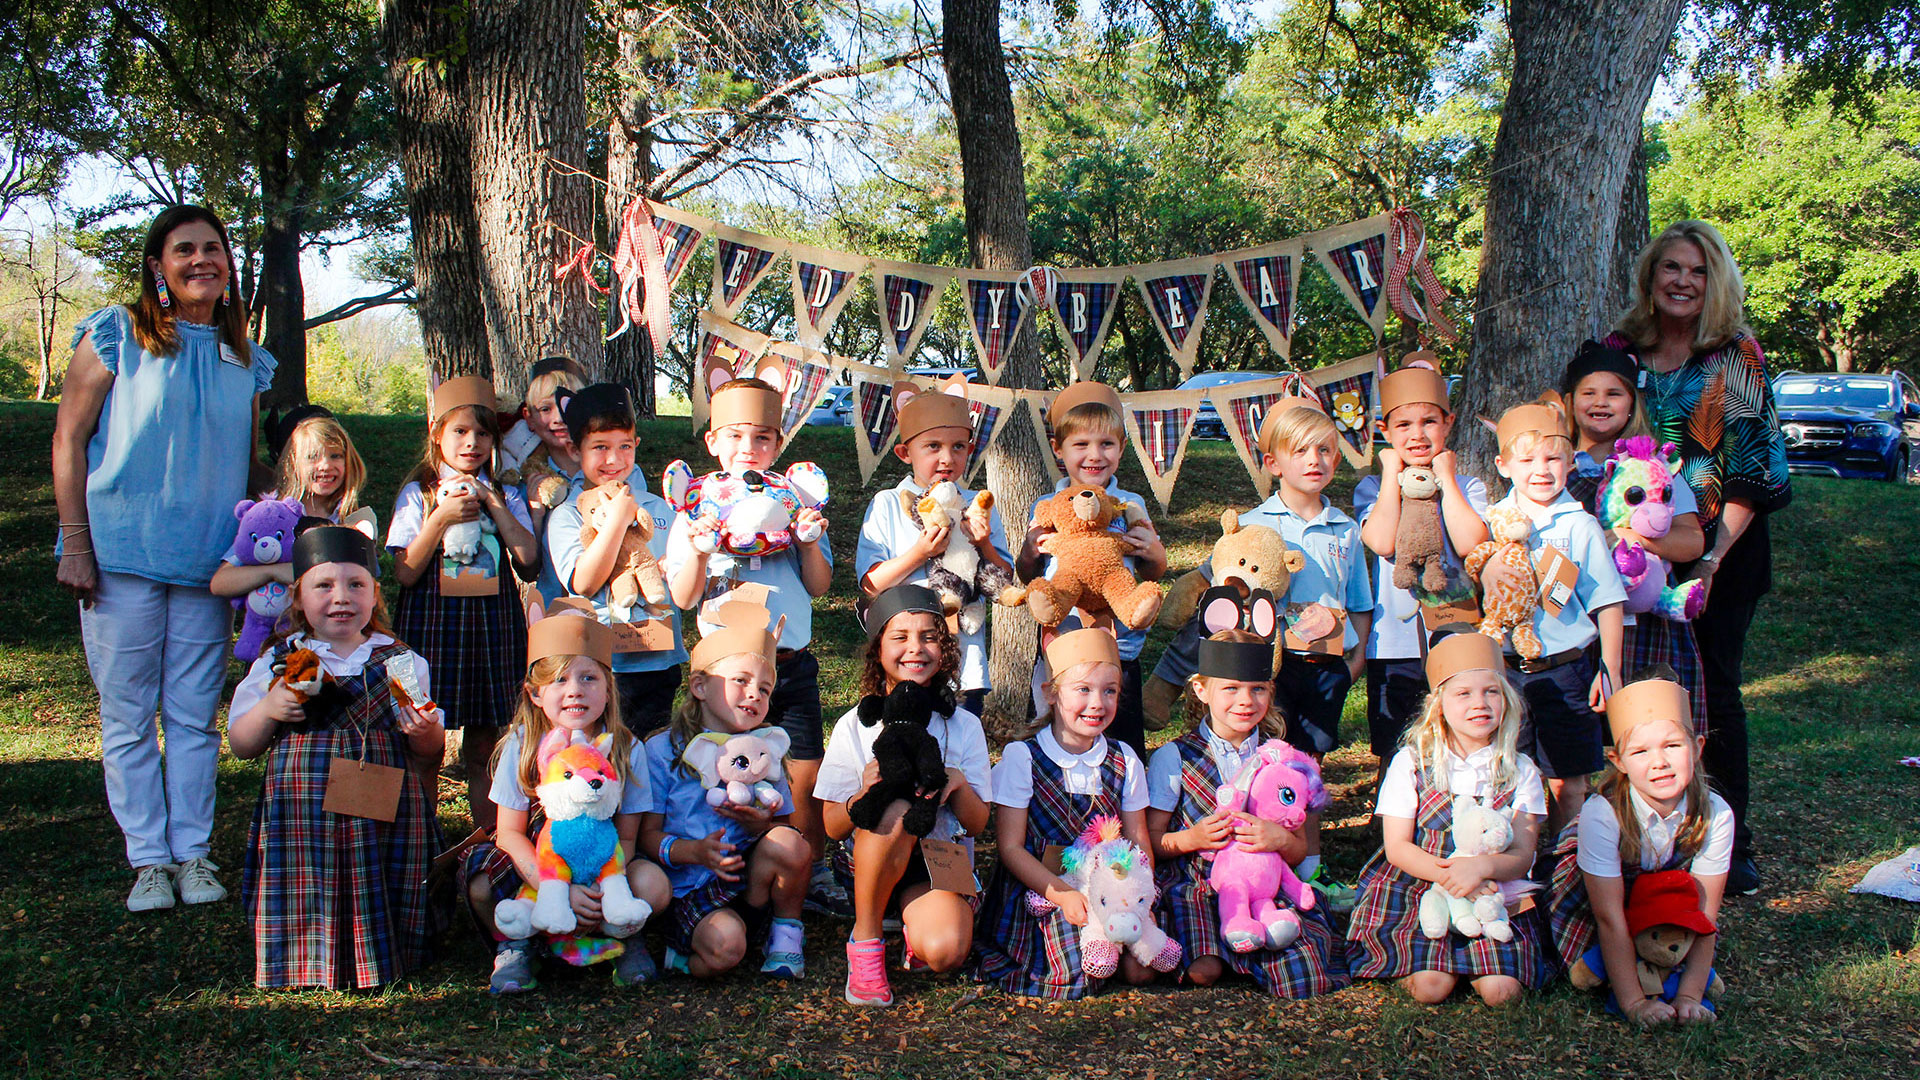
[1344,852,1548,987]
[1542,824,1692,973]
[393,573,526,730]
[974,864,1096,1000]
[1158,871,1349,998]
[666,872,767,956]
[460,836,627,967]
[1624,615,1709,733]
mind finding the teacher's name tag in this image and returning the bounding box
[218,343,244,368]
[919,837,978,896]
[323,757,405,822]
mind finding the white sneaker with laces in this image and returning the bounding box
[127,865,176,913]
[175,857,228,905]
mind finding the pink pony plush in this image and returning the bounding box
[1209,742,1329,952]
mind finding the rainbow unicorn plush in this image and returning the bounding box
[1597,436,1706,621]
[1027,816,1182,978]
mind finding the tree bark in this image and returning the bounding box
[382,0,492,383]
[1607,136,1651,323]
[945,0,1048,742]
[1457,0,1685,478]
[256,199,306,408]
[465,0,599,401]
[602,12,657,415]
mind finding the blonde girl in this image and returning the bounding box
[464,601,669,993]
[817,585,992,1007]
[639,602,811,979]
[508,356,587,604]
[210,407,366,608]
[1346,631,1550,1006]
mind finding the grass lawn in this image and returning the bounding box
[1,400,1916,1079]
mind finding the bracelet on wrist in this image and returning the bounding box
[656,834,678,868]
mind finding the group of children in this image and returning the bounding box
[221,344,1732,1025]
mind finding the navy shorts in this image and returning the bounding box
[616,666,684,739]
[1274,651,1353,756]
[1508,655,1606,779]
[771,649,825,761]
[1365,658,1427,761]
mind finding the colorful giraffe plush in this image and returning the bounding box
[1596,436,1706,621]
[1463,505,1544,660]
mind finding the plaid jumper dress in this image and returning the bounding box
[392,538,527,731]
[1543,817,1693,971]
[1154,733,1349,998]
[242,640,448,989]
[1345,771,1547,987]
[974,738,1127,1000]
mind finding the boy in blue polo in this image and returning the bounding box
[1478,396,1625,837]
[543,383,688,736]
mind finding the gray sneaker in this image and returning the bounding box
[611,945,658,987]
[174,857,227,906]
[127,865,176,913]
[489,941,539,995]
[804,861,852,918]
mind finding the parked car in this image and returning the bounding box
[805,384,854,426]
[1179,370,1281,440]
[1774,371,1919,481]
[903,365,980,383]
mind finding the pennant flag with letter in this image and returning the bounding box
[1119,387,1208,512]
[1212,376,1296,499]
[709,225,787,319]
[787,243,868,348]
[962,383,1019,484]
[1222,239,1303,361]
[1020,390,1065,485]
[650,203,709,289]
[690,310,774,431]
[848,360,902,483]
[1132,257,1219,381]
[872,261,955,371]
[1050,268,1129,380]
[760,340,838,457]
[961,271,1032,385]
[1304,351,1380,467]
[1309,214,1392,336]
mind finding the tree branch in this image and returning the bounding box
[303,283,414,328]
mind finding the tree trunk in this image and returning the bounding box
[945,0,1048,742]
[465,0,599,401]
[257,196,307,408]
[1457,0,1685,479]
[602,13,657,415]
[1607,136,1651,322]
[382,0,492,383]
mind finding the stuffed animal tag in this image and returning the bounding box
[499,419,542,471]
[919,837,978,896]
[1535,546,1578,617]
[610,618,674,653]
[699,581,771,623]
[1283,604,1345,654]
[323,757,405,822]
[1419,594,1484,632]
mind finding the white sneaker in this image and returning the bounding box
[127,865,176,912]
[174,857,228,905]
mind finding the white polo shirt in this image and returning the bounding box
[1375,743,1548,820]
[814,702,994,842]
[991,727,1148,811]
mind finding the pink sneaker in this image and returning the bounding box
[844,938,894,1007]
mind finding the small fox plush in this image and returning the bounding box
[493,729,653,939]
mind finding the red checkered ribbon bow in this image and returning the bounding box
[1385,207,1458,342]
[609,196,670,356]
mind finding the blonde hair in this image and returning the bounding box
[495,654,633,798]
[1181,630,1287,739]
[668,648,777,778]
[524,368,586,412]
[276,565,393,644]
[1260,406,1340,458]
[1501,429,1576,461]
[1051,401,1124,444]
[1027,657,1124,737]
[1402,671,1528,798]
[275,415,365,517]
[1597,711,1711,871]
[1615,221,1751,352]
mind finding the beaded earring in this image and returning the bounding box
[154,269,171,308]
[221,281,231,307]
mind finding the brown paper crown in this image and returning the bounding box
[690,600,781,672]
[1256,389,1331,456]
[1424,631,1505,689]
[709,379,783,431]
[1380,355,1451,418]
[1045,627,1122,675]
[1604,678,1691,744]
[894,377,973,442]
[527,598,615,668]
[1494,394,1570,454]
[1046,380,1124,430]
[433,375,498,422]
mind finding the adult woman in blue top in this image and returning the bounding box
[52,205,277,914]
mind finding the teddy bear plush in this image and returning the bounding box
[1024,484,1163,630]
[228,497,304,662]
[1569,868,1724,1012]
[1392,465,1451,597]
[1027,816,1182,978]
[682,727,792,811]
[575,480,669,620]
[1209,742,1327,952]
[437,477,497,564]
[1418,796,1518,942]
[499,449,572,512]
[1596,436,1707,622]
[905,481,1025,634]
[495,729,653,941]
[844,680,950,838]
[660,460,829,558]
[1463,504,1544,660]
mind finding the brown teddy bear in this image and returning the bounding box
[1462,504,1543,660]
[1392,464,1450,595]
[1024,484,1163,630]
[576,481,670,618]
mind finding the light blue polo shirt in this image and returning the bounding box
[1240,493,1373,652]
[644,728,794,896]
[1488,489,1628,655]
[855,477,1013,691]
[545,468,688,674]
[1028,477,1152,661]
[1353,473,1491,660]
[661,489,831,652]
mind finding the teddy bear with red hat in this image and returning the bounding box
[1568,869,1724,1014]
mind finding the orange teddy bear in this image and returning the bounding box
[1024,485,1164,630]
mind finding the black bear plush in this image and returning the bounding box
[845,680,952,837]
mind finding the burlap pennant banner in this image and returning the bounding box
[650,203,710,289]
[1221,238,1303,361]
[787,243,869,348]
[1307,214,1392,337]
[760,340,839,458]
[847,360,903,483]
[872,260,956,371]
[1018,390,1065,485]
[961,383,1020,485]
[1212,377,1296,499]
[1120,387,1208,512]
[1304,351,1380,468]
[960,270,1033,385]
[1051,267,1130,381]
[1132,256,1219,382]
[690,310,775,431]
[709,225,788,320]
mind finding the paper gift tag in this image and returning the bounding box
[919,837,978,896]
[698,581,770,623]
[1041,843,1068,875]
[440,534,502,597]
[611,618,675,653]
[1283,604,1346,654]
[1420,594,1484,632]
[323,757,405,822]
[499,419,542,472]
[1536,546,1578,617]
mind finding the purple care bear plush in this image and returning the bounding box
[230,497,304,661]
[1209,741,1328,953]
[659,460,828,559]
[1597,436,1706,622]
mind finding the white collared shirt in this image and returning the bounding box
[386,464,535,551]
[992,726,1148,811]
[1146,723,1262,811]
[813,702,994,842]
[229,632,430,718]
[1575,789,1735,878]
[1376,742,1548,820]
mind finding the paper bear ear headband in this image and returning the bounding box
[1424,629,1505,689]
[1604,677,1691,744]
[704,353,787,431]
[892,374,973,443]
[1195,584,1280,681]
[1045,626,1122,674]
[432,375,497,423]
[1487,391,1570,453]
[292,520,380,578]
[691,600,785,672]
[1378,353,1451,419]
[1046,380,1124,430]
[525,597,615,668]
